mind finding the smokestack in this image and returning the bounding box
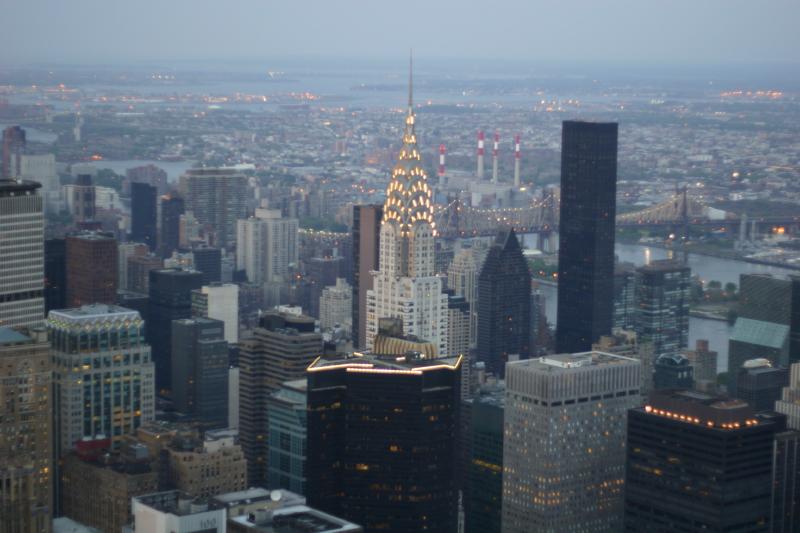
[514,133,521,188]
[438,144,446,187]
[492,132,499,184]
[477,131,485,180]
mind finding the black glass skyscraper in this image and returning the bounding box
[556,120,618,353]
[131,182,157,250]
[192,246,222,285]
[307,353,461,533]
[159,193,184,258]
[147,268,203,393]
[44,238,66,313]
[476,229,531,377]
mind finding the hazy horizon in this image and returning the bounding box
[2,0,798,68]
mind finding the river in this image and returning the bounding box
[534,243,798,373]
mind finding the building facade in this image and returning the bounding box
[266,379,308,495]
[634,259,691,359]
[503,352,641,532]
[181,168,248,250]
[191,283,239,343]
[0,179,45,328]
[236,208,299,284]
[556,121,618,353]
[48,305,155,453]
[131,182,158,251]
[319,278,352,333]
[65,231,118,307]
[352,204,382,349]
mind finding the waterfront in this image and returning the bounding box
[536,242,798,373]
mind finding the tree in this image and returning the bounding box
[708,280,722,290]
[724,282,737,295]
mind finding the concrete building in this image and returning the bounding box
[181,168,248,251]
[351,204,381,349]
[319,278,352,333]
[653,353,694,390]
[18,153,61,213]
[447,242,489,348]
[776,363,800,429]
[48,305,155,452]
[684,339,718,392]
[65,231,118,307]
[0,327,53,533]
[634,259,691,359]
[365,92,448,355]
[2,125,26,179]
[129,490,226,533]
[0,179,45,328]
[191,283,239,343]
[166,430,247,499]
[66,174,96,223]
[503,352,641,532]
[171,318,229,428]
[593,330,655,397]
[736,358,789,412]
[118,242,149,292]
[266,379,308,495]
[236,207,298,284]
[127,253,163,294]
[239,311,321,486]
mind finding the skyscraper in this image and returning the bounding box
[447,242,489,349]
[0,179,44,328]
[69,174,96,223]
[131,182,158,250]
[147,268,204,393]
[159,193,184,258]
[556,121,618,353]
[236,208,299,284]
[1,125,25,179]
[191,282,239,343]
[306,352,461,533]
[503,352,640,532]
[625,390,784,531]
[464,387,504,533]
[171,318,229,429]
[266,379,308,494]
[319,278,352,333]
[735,358,789,412]
[44,238,67,314]
[351,204,382,349]
[476,229,530,377]
[239,310,321,486]
[776,363,800,429]
[366,73,448,354]
[0,327,53,532]
[65,231,118,307]
[181,167,248,250]
[48,304,155,453]
[191,246,222,285]
[634,259,691,358]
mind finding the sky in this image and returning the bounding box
[1,0,798,67]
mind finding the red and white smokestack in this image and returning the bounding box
[438,144,446,187]
[477,131,485,180]
[514,134,521,188]
[492,132,499,184]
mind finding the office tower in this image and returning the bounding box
[228,367,240,430]
[735,358,789,412]
[634,259,691,358]
[48,304,155,452]
[594,330,656,397]
[613,262,637,330]
[653,353,694,390]
[131,491,226,533]
[0,179,44,328]
[19,153,61,213]
[529,285,550,356]
[1,125,25,178]
[165,430,247,498]
[684,339,718,392]
[0,327,53,532]
[127,253,163,294]
[147,268,204,393]
[447,242,489,348]
[305,256,344,318]
[728,274,792,395]
[131,182,158,250]
[776,363,800,429]
[446,292,471,397]
[266,379,308,494]
[159,193,184,258]
[351,204,382,349]
[118,242,149,291]
[239,310,321,486]
[365,79,449,355]
[464,387,504,533]
[625,390,785,531]
[476,229,530,377]
[771,429,800,533]
[171,318,229,428]
[65,231,118,307]
[434,239,455,276]
[191,283,239,343]
[125,164,168,195]
[556,121,618,353]
[319,278,352,333]
[181,167,248,250]
[61,440,158,533]
[192,246,222,284]
[307,352,462,533]
[70,174,96,222]
[44,238,67,313]
[236,207,299,284]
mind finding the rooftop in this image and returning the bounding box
[211,488,304,509]
[48,304,141,325]
[0,327,31,345]
[229,504,362,532]
[730,318,789,349]
[0,178,41,196]
[513,351,639,372]
[308,352,462,375]
[640,390,779,429]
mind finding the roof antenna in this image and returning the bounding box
[408,49,413,110]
